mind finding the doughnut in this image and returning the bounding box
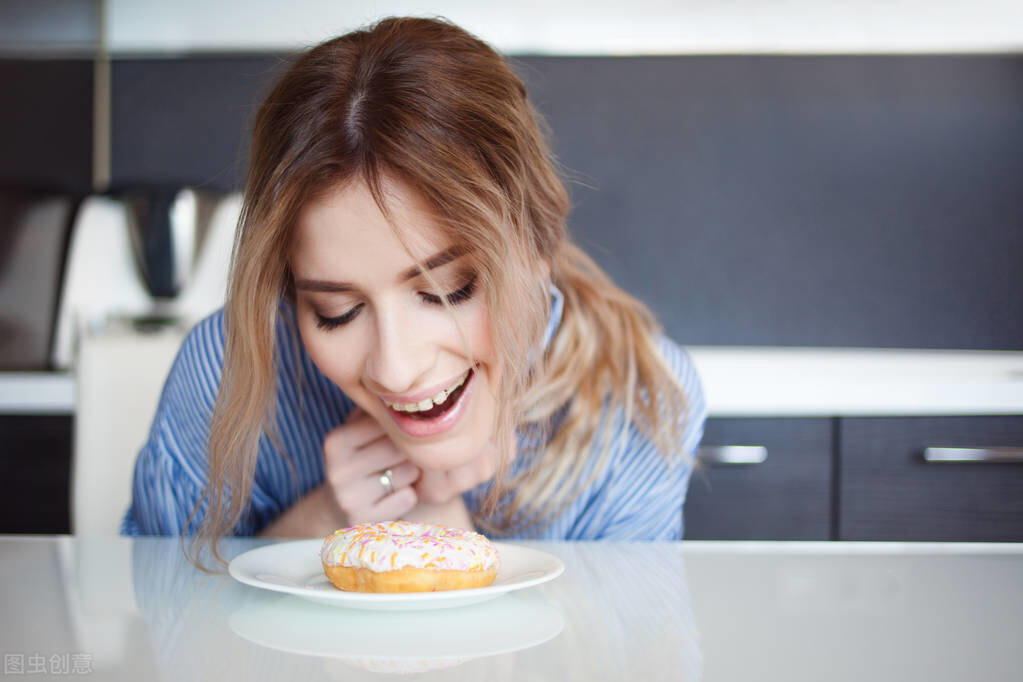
[320,521,500,593]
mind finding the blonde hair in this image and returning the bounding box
[191,17,691,564]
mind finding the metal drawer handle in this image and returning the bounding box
[923,447,1023,464]
[697,445,768,465]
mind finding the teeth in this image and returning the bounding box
[384,370,470,413]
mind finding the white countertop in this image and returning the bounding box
[0,371,76,415]
[1,536,1020,681]
[687,346,1023,417]
[103,0,1023,54]
[4,347,1022,417]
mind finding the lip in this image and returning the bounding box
[374,368,472,406]
[384,369,474,438]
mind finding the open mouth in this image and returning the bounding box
[386,369,474,421]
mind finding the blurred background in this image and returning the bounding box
[1,0,1021,539]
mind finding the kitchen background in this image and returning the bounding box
[2,0,1022,539]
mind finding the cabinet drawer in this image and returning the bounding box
[840,416,1023,541]
[683,418,833,540]
[0,415,72,533]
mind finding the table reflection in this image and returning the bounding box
[540,543,703,681]
[123,538,703,681]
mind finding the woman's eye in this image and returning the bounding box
[315,304,363,331]
[420,274,478,306]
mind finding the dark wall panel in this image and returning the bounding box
[518,55,1023,350]
[109,54,1023,349]
[110,56,287,191]
[0,59,93,193]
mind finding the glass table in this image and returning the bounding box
[1,536,1020,680]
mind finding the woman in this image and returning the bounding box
[122,17,706,563]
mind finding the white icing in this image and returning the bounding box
[320,521,500,573]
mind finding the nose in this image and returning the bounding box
[364,302,434,394]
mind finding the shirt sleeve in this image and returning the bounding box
[120,313,225,536]
[569,337,707,541]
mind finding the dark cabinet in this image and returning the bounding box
[0,415,72,533]
[684,418,833,540]
[839,416,1023,541]
[4,413,1023,540]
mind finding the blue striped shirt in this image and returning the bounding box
[121,286,706,540]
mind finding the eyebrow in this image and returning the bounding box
[293,246,465,293]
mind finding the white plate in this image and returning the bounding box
[228,539,564,610]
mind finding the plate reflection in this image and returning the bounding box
[229,591,563,674]
[129,538,701,681]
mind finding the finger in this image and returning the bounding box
[416,467,447,492]
[353,460,421,508]
[386,461,422,491]
[414,469,454,505]
[324,410,388,454]
[366,487,417,523]
[337,461,420,513]
[330,438,410,485]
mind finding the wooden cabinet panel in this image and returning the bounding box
[684,418,833,540]
[0,415,72,533]
[840,417,1023,541]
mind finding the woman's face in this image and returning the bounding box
[291,177,499,471]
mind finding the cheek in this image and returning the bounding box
[465,307,500,426]
[296,313,363,391]
[464,303,497,367]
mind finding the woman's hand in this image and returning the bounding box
[321,410,499,532]
[414,441,498,505]
[261,412,497,536]
[322,409,421,524]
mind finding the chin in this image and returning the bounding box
[407,435,485,471]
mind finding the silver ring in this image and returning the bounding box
[378,468,395,495]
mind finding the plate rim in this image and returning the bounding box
[228,539,564,605]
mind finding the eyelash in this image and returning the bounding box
[419,274,478,306]
[314,274,478,331]
[315,304,363,331]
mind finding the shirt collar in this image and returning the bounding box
[541,282,564,351]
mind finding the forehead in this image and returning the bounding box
[291,178,447,280]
